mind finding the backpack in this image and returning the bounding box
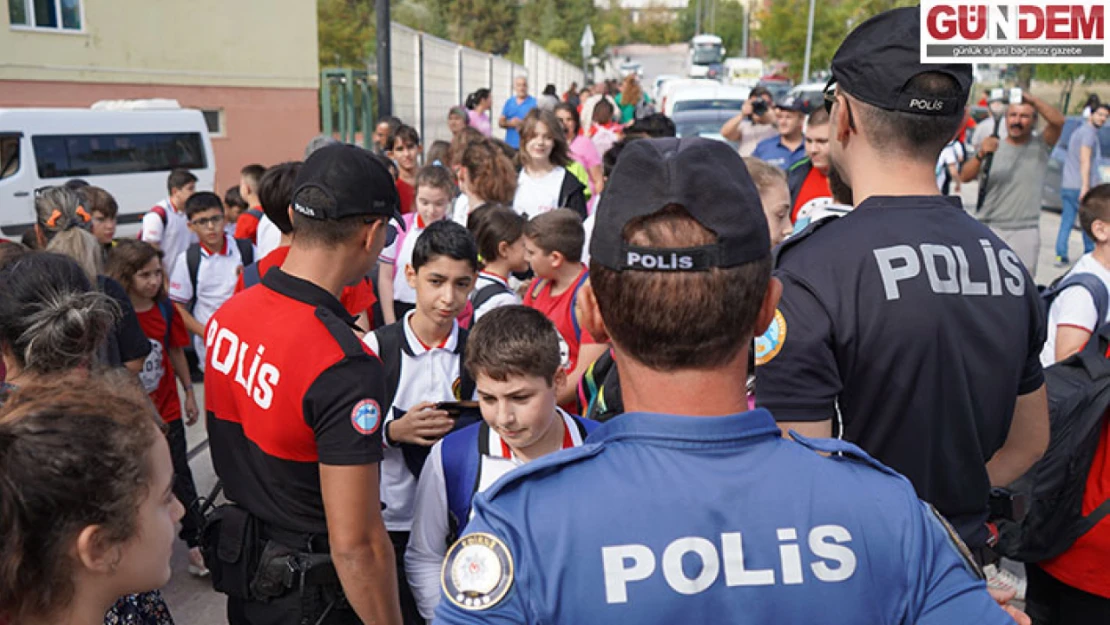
[440,417,592,543]
[241,261,263,290]
[993,323,1110,563]
[374,322,479,478]
[157,297,175,347]
[470,280,514,314]
[184,239,255,312]
[1040,272,1110,329]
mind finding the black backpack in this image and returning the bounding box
[1040,272,1109,326]
[993,323,1110,563]
[184,239,255,312]
[374,322,480,478]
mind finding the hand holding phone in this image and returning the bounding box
[435,400,479,417]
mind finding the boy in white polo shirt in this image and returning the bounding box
[1042,184,1110,365]
[142,168,198,278]
[363,219,478,625]
[405,305,597,620]
[169,191,255,369]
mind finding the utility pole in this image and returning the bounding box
[802,0,816,83]
[742,3,749,57]
[695,0,702,35]
[376,0,392,118]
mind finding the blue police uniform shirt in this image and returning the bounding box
[501,95,537,149]
[752,135,807,171]
[755,195,1045,548]
[435,409,1014,625]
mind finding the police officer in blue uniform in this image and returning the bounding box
[755,6,1048,556]
[433,135,1026,624]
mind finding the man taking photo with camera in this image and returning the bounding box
[721,86,778,156]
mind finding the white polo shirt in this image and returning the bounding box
[405,409,585,619]
[362,312,468,532]
[255,216,283,258]
[169,234,252,365]
[141,198,196,278]
[472,271,519,322]
[379,215,428,305]
[1040,253,1110,367]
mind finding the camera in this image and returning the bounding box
[751,99,768,116]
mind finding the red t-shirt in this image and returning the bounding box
[136,303,190,423]
[792,166,831,223]
[397,178,415,215]
[1041,416,1110,598]
[235,246,378,319]
[523,265,596,375]
[234,208,262,243]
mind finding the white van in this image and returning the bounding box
[0,104,215,239]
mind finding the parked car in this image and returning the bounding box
[757,78,793,102]
[1041,116,1110,212]
[658,79,720,116]
[665,84,750,117]
[671,109,740,150]
[786,82,825,113]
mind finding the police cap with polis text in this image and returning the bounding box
[830,6,972,116]
[291,143,403,224]
[590,137,769,272]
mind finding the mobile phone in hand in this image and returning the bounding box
[435,401,479,417]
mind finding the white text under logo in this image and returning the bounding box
[921,0,1107,63]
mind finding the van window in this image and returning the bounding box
[0,135,19,180]
[31,132,207,179]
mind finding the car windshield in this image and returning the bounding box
[676,121,729,138]
[673,100,744,113]
[692,43,723,65]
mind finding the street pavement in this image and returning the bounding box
[162,183,1073,623]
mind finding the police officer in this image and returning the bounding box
[205,144,403,625]
[433,136,1025,624]
[755,7,1049,557]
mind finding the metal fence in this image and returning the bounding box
[389,22,585,148]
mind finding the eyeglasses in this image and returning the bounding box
[823,80,856,131]
[190,215,225,228]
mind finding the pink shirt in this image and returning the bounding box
[468,110,492,136]
[569,134,601,171]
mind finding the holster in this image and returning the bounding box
[250,540,299,602]
[200,503,262,600]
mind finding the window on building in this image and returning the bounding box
[9,0,82,31]
[201,109,225,137]
[31,132,207,179]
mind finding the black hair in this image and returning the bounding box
[411,220,479,272]
[554,102,582,136]
[468,204,525,264]
[166,169,197,194]
[466,88,491,110]
[603,138,638,178]
[0,252,118,374]
[183,191,224,219]
[851,72,965,162]
[258,162,302,235]
[393,125,421,148]
[224,185,249,210]
[239,163,266,195]
[63,179,89,190]
[1080,183,1110,240]
[625,114,676,139]
[543,84,558,96]
[750,86,772,100]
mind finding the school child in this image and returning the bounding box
[523,208,606,412]
[379,165,456,324]
[363,220,479,625]
[168,192,255,368]
[466,204,528,321]
[404,305,597,619]
[393,125,423,215]
[106,238,207,577]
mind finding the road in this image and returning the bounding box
[162,182,1073,623]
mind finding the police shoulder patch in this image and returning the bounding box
[442,532,514,611]
[754,308,788,366]
[927,503,984,580]
[350,399,381,435]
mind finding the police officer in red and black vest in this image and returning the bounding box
[205,144,404,625]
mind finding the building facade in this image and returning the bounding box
[1,0,319,194]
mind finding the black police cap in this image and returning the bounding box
[291,144,403,225]
[830,6,972,117]
[590,137,769,272]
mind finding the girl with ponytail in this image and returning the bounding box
[465,88,493,136]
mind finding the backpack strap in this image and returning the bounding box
[528,278,548,301]
[568,269,589,342]
[441,424,484,543]
[245,208,263,220]
[1044,273,1110,334]
[158,298,175,348]
[241,262,262,289]
[150,204,169,225]
[373,322,407,414]
[186,243,202,314]
[471,281,513,312]
[234,238,254,266]
[455,327,476,402]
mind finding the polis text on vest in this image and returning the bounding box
[873,239,1025,301]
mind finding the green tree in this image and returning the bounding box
[754,0,916,81]
[1036,64,1110,113]
[318,0,375,68]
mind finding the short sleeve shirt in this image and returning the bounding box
[205,268,386,534]
[140,199,196,278]
[755,196,1046,546]
[752,135,807,170]
[1040,253,1110,366]
[1062,123,1102,190]
[977,136,1052,229]
[501,96,538,148]
[136,303,190,423]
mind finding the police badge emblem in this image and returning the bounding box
[441,532,515,611]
